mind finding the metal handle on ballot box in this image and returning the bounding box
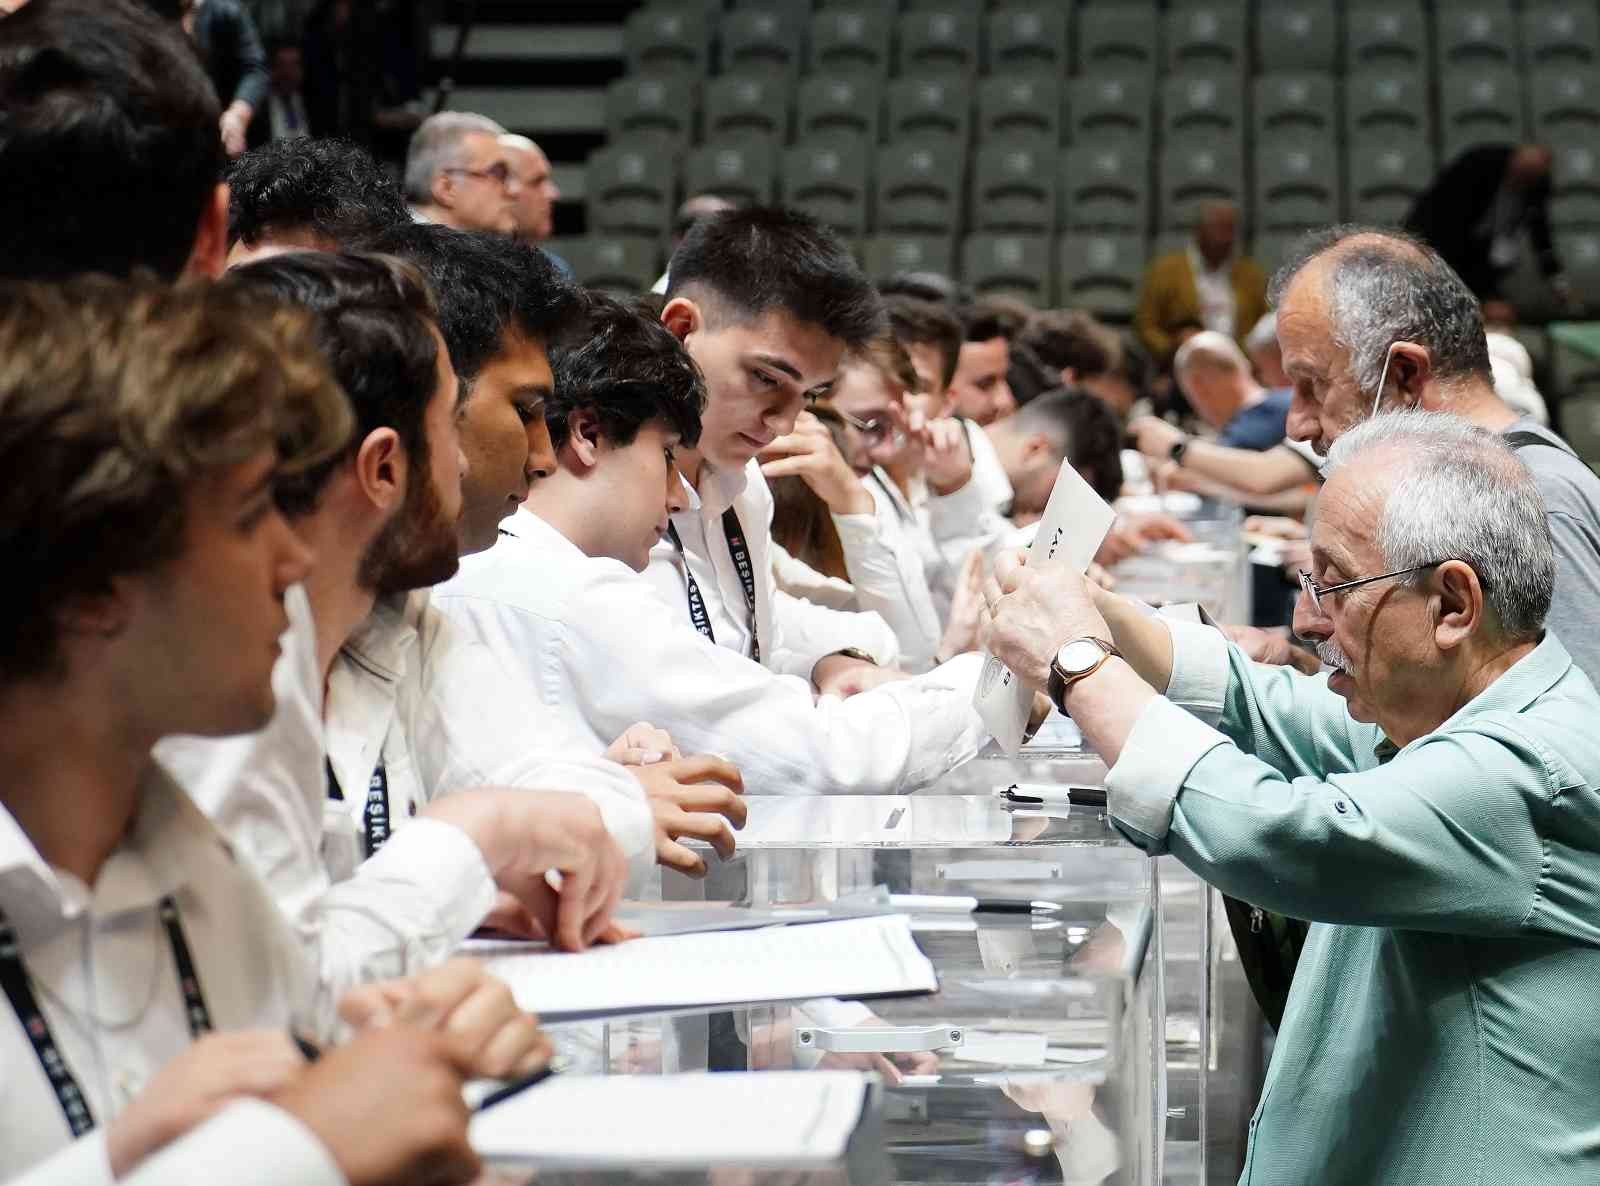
[793,1023,965,1055]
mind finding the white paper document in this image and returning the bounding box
[975,460,1117,753]
[472,1071,870,1166]
[476,914,938,1021]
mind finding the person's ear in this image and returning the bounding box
[565,410,603,471]
[1389,342,1433,408]
[56,587,133,646]
[660,297,702,344]
[185,182,230,280]
[1022,433,1055,466]
[354,428,407,515]
[430,169,456,211]
[1432,560,1482,653]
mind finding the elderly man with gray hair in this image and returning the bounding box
[984,409,1600,1185]
[403,111,519,235]
[1274,224,1600,684]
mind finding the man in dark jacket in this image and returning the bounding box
[1404,142,1574,323]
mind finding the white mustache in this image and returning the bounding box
[1316,638,1354,675]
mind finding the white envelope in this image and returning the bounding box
[974,460,1117,752]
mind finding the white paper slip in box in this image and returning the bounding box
[975,460,1117,753]
[472,1071,871,1167]
[476,913,938,1022]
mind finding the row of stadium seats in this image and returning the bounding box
[606,67,1600,157]
[587,134,1600,239]
[555,226,1600,314]
[625,1,1600,79]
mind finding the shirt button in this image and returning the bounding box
[1333,800,1348,814]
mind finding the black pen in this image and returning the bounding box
[291,1032,321,1062]
[472,1063,560,1113]
[1000,785,1108,809]
[890,894,1063,915]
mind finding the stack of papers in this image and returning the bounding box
[474,914,939,1022]
[472,1071,871,1166]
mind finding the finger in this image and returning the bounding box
[391,958,487,1029]
[669,811,738,859]
[614,746,669,766]
[981,575,1002,616]
[671,784,749,826]
[758,456,819,481]
[757,434,812,459]
[657,836,709,877]
[993,548,1027,589]
[553,876,590,952]
[663,753,745,793]
[464,1012,549,1080]
[595,921,640,944]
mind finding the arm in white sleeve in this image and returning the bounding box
[925,475,1017,571]
[442,569,985,796]
[3,1133,114,1186]
[769,542,857,612]
[119,1101,345,1186]
[831,501,942,672]
[769,588,901,675]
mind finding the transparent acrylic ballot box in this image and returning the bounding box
[584,794,1169,1186]
[1110,495,1251,627]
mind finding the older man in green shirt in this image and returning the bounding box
[984,408,1600,1184]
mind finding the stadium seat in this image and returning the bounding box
[605,76,697,147]
[1557,230,1600,320]
[703,75,792,144]
[809,7,893,77]
[1254,73,1336,141]
[1056,233,1144,320]
[904,0,982,14]
[887,76,971,143]
[732,0,810,17]
[781,139,871,237]
[1254,136,1342,230]
[962,233,1052,305]
[1069,74,1154,144]
[586,143,676,238]
[1163,5,1246,73]
[1344,71,1432,143]
[1559,392,1600,465]
[1434,3,1518,70]
[720,5,804,77]
[862,234,959,285]
[1346,137,1437,225]
[563,237,660,296]
[1522,3,1600,68]
[897,8,981,76]
[1256,2,1337,72]
[1439,68,1528,162]
[1530,70,1600,146]
[985,7,1069,76]
[1060,142,1150,233]
[797,76,884,143]
[1161,73,1245,138]
[1078,7,1159,76]
[1345,4,1428,71]
[977,76,1064,144]
[1159,138,1246,229]
[971,139,1059,235]
[683,139,778,207]
[1550,141,1600,227]
[623,6,711,76]
[876,139,967,235]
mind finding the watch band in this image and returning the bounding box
[829,647,878,666]
[1047,637,1122,710]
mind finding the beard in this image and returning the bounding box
[1315,637,1355,676]
[360,461,461,595]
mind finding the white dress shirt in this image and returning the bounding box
[0,765,340,1186]
[644,458,900,676]
[435,509,990,795]
[266,90,309,141]
[1187,244,1237,337]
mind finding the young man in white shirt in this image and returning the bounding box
[649,206,913,695]
[0,275,540,1186]
[438,297,991,796]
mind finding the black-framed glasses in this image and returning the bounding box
[443,162,516,189]
[1297,561,1450,615]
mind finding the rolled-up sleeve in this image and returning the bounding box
[1106,697,1232,852]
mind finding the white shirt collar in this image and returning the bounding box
[500,506,586,561]
[689,458,755,518]
[340,592,424,684]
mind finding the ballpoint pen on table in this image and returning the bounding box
[889,894,1063,916]
[998,785,1108,809]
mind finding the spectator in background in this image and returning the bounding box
[984,389,1126,521]
[884,294,962,419]
[1006,340,1057,408]
[1021,309,1143,420]
[500,134,561,247]
[1404,143,1574,325]
[225,137,410,265]
[651,194,736,293]
[1245,312,1290,389]
[1172,331,1293,451]
[144,0,268,157]
[403,111,518,235]
[1135,200,1268,368]
[256,39,312,144]
[948,303,1018,426]
[880,270,968,307]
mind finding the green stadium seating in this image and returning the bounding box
[1344,70,1432,144]
[623,6,711,76]
[1159,137,1246,229]
[1346,137,1436,225]
[876,138,967,235]
[977,76,1064,145]
[1439,67,1528,163]
[781,138,871,236]
[1254,73,1337,142]
[720,5,804,77]
[971,138,1059,235]
[1069,73,1154,144]
[703,74,792,143]
[1256,2,1337,73]
[605,76,697,147]
[1061,142,1150,233]
[862,234,959,284]
[1254,136,1342,230]
[1435,3,1518,71]
[887,76,971,143]
[1163,5,1246,74]
[797,75,884,143]
[1345,5,1428,71]
[1161,72,1245,138]
[985,7,1069,77]
[897,9,982,77]
[962,233,1053,304]
[1078,7,1158,76]
[1550,141,1600,227]
[564,236,661,295]
[684,138,778,206]
[1522,3,1600,69]
[809,7,892,77]
[1530,69,1600,147]
[1056,232,1145,320]
[587,142,677,237]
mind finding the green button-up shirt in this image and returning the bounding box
[1107,623,1600,1185]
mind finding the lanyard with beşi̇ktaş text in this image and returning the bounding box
[0,895,213,1137]
[325,757,393,858]
[666,507,760,664]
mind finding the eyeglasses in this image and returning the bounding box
[443,162,517,190]
[835,409,891,441]
[1296,561,1450,616]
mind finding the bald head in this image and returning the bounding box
[1173,330,1258,429]
[1194,201,1238,268]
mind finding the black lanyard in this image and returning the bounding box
[325,757,393,858]
[0,895,213,1137]
[870,469,914,524]
[667,508,761,663]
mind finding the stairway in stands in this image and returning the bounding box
[427,1,642,236]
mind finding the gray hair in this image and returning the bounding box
[403,112,507,204]
[1323,409,1553,641]
[1268,225,1493,398]
[1173,329,1249,376]
[1244,312,1277,354]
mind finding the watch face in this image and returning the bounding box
[1055,639,1107,676]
